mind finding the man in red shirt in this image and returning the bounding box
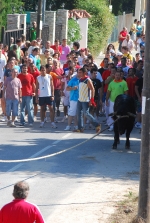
[18,64,35,126]
[51,39,62,59]
[126,68,138,97]
[0,181,45,223]
[29,63,40,120]
[118,27,128,51]
[52,59,64,117]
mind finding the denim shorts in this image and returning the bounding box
[6,99,19,116]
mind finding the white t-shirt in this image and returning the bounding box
[78,56,87,66]
[37,74,52,97]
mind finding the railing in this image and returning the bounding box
[1,27,24,47]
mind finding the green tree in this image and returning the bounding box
[68,19,82,45]
[77,0,115,55]
[111,0,136,16]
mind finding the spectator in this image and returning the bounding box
[133,53,140,69]
[136,60,143,78]
[122,34,134,53]
[51,39,62,58]
[42,41,54,56]
[72,41,80,56]
[0,181,45,223]
[118,27,128,51]
[60,38,71,65]
[29,47,39,66]
[130,19,138,44]
[121,46,133,62]
[7,44,18,62]
[30,21,37,41]
[3,69,22,127]
[18,64,35,126]
[126,68,138,97]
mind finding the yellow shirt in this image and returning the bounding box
[123,53,133,61]
[40,54,47,65]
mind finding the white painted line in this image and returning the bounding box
[7,145,55,172]
[62,133,72,139]
[6,133,72,172]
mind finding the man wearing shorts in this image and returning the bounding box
[36,65,57,128]
[64,72,79,131]
[3,69,22,127]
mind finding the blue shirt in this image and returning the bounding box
[67,77,79,101]
[29,54,37,65]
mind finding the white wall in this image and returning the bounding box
[135,0,141,20]
[78,18,88,48]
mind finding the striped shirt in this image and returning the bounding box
[78,77,90,102]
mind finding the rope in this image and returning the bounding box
[0,116,129,163]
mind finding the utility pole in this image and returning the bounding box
[37,0,43,39]
[138,0,150,221]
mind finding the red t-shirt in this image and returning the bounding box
[30,70,40,82]
[119,30,127,41]
[0,199,45,223]
[51,45,62,55]
[17,73,35,96]
[126,76,138,97]
[102,70,111,92]
[52,68,64,89]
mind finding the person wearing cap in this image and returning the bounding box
[0,181,45,223]
[60,39,71,65]
[122,34,134,53]
[116,51,123,66]
[118,27,128,51]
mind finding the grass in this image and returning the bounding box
[107,191,146,223]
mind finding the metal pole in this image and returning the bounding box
[138,0,150,220]
[37,0,43,39]
[42,0,46,24]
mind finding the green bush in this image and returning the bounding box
[67,18,82,45]
[77,0,115,56]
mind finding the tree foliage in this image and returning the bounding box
[0,0,23,27]
[112,0,136,16]
[67,19,82,45]
[77,0,115,56]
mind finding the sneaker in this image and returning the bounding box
[51,122,57,128]
[29,123,33,127]
[61,116,67,122]
[135,122,142,129]
[57,110,60,117]
[64,126,71,131]
[34,116,37,121]
[108,126,113,131]
[54,117,58,123]
[7,120,11,126]
[44,117,48,123]
[15,117,19,122]
[40,122,44,128]
[1,116,7,122]
[10,123,16,127]
[24,115,28,122]
[19,123,25,126]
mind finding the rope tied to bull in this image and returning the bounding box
[0,115,130,163]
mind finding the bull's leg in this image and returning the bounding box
[112,123,119,149]
[125,130,130,149]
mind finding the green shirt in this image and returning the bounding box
[30,27,37,41]
[108,80,128,102]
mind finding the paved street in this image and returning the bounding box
[0,109,141,222]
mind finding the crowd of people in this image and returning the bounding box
[0,20,144,132]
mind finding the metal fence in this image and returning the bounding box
[1,27,24,47]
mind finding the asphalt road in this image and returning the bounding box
[0,110,141,222]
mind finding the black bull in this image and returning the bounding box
[109,94,136,150]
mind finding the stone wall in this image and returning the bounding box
[45,11,56,44]
[7,14,20,30]
[30,12,37,25]
[55,9,68,42]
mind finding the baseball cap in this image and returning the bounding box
[116,52,123,56]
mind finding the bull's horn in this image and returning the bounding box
[127,112,136,118]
